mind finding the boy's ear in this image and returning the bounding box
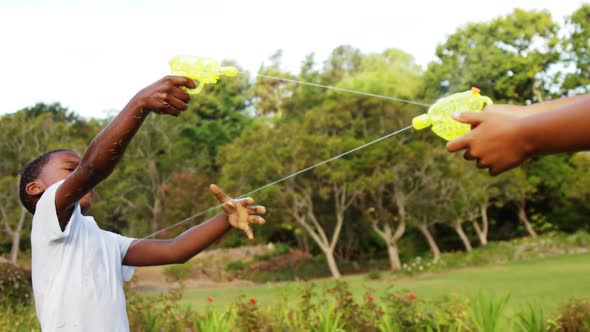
[25,181,45,197]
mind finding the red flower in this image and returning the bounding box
[249,298,257,304]
[175,315,182,321]
[367,295,375,302]
[206,296,214,303]
[407,292,417,300]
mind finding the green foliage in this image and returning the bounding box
[6,276,590,331]
[366,269,383,280]
[393,232,590,278]
[191,310,233,332]
[467,293,511,332]
[0,305,39,331]
[514,304,549,332]
[225,260,249,272]
[162,263,192,282]
[422,8,559,103]
[0,263,31,308]
[252,242,290,262]
[561,4,590,94]
[234,295,261,332]
[329,281,382,331]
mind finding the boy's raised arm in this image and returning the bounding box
[55,76,196,229]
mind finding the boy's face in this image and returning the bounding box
[36,151,94,213]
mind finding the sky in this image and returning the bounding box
[0,0,587,119]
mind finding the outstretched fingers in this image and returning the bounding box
[237,197,255,206]
[243,226,254,240]
[247,205,267,215]
[210,184,231,204]
[248,215,266,225]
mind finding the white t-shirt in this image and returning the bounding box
[31,180,136,332]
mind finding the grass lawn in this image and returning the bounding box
[146,252,590,314]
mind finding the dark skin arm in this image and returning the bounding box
[123,185,267,266]
[55,76,196,230]
[447,93,590,175]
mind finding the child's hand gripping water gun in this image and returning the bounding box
[412,87,493,141]
[169,55,238,94]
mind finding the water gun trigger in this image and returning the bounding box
[192,81,205,95]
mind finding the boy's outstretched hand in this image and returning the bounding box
[133,76,196,116]
[209,184,266,240]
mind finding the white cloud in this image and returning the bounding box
[0,0,586,118]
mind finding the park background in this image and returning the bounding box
[1,1,590,331]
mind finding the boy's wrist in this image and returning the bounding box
[515,117,538,158]
[125,95,151,117]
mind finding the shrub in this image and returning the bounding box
[366,269,383,280]
[381,289,433,331]
[162,263,192,282]
[235,295,262,332]
[552,298,590,332]
[0,305,39,331]
[514,304,550,332]
[0,263,32,307]
[226,260,249,272]
[252,242,290,262]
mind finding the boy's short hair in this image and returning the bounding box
[19,149,71,214]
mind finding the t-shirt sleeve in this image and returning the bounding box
[32,179,80,244]
[116,234,137,282]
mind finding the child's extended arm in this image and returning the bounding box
[55,76,196,229]
[447,93,590,175]
[122,185,266,266]
[484,94,590,117]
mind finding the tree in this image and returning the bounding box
[456,159,502,246]
[321,45,362,84]
[561,4,590,94]
[499,167,539,237]
[567,153,590,202]
[406,148,448,261]
[326,48,424,271]
[253,50,295,117]
[422,9,559,103]
[219,119,361,278]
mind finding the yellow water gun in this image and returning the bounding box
[412,87,493,141]
[169,55,238,94]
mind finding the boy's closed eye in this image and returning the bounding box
[62,161,80,172]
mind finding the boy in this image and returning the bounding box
[19,76,266,331]
[447,93,590,175]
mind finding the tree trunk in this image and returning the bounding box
[454,221,472,252]
[472,220,488,246]
[417,223,441,261]
[517,199,537,238]
[151,196,161,235]
[291,193,342,279]
[299,231,310,255]
[472,204,488,246]
[323,248,341,278]
[387,242,402,271]
[9,207,27,264]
